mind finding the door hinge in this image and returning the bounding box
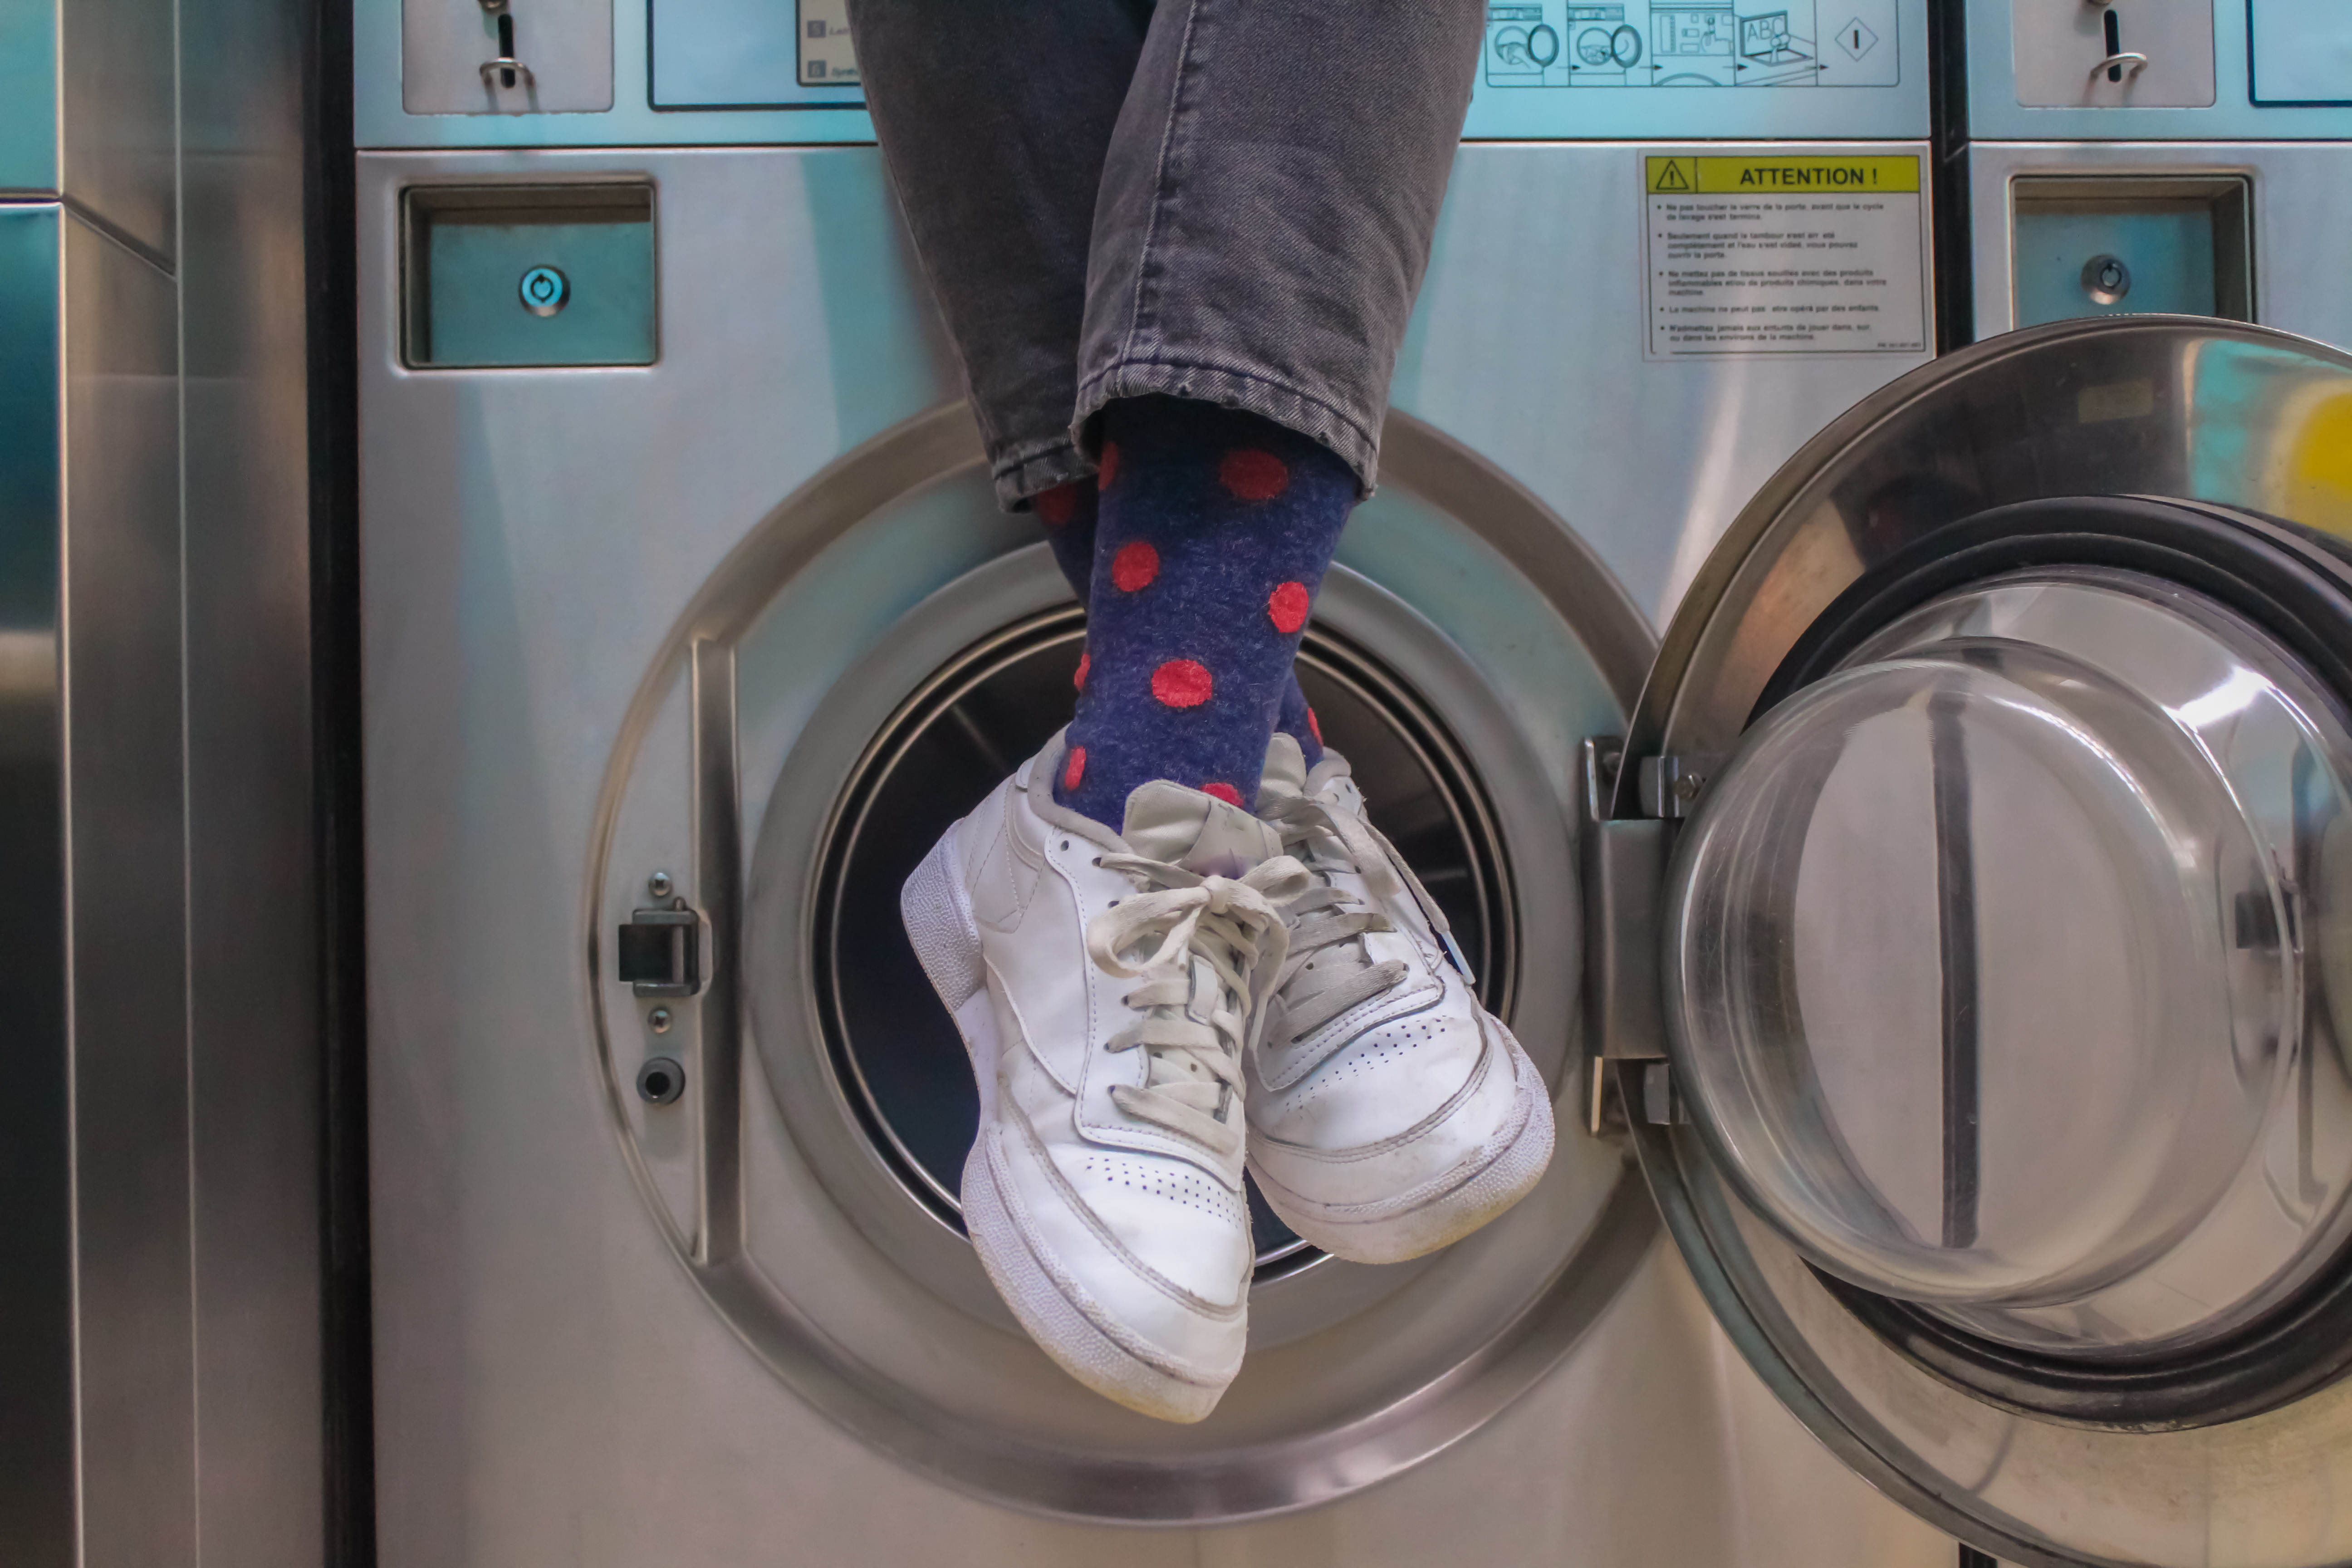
[1636,753,1722,819]
[1578,736,1672,1135]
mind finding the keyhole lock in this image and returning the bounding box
[2081,253,2132,305]
[519,265,569,317]
[637,1055,686,1105]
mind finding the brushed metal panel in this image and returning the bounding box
[181,0,326,1556]
[2009,0,2215,108]
[0,202,73,1568]
[402,0,614,116]
[63,212,192,1568]
[1391,142,1938,627]
[59,0,179,263]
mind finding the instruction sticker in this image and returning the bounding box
[1643,154,1927,358]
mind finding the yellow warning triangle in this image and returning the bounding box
[1654,159,1692,191]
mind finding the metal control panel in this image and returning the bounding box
[358,0,1930,147]
[1957,0,2352,346]
[1967,0,2352,139]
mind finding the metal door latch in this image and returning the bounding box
[618,899,703,997]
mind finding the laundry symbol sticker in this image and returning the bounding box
[1836,17,1878,59]
[519,265,570,318]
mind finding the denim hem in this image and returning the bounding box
[991,437,1097,511]
[1073,359,1381,498]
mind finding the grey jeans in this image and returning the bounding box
[846,0,1485,509]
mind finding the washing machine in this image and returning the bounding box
[1944,0,2352,351]
[358,2,2352,1564]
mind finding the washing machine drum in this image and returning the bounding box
[1607,317,2352,1568]
[594,315,2352,1565]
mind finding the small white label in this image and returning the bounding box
[1642,154,1928,358]
[799,0,859,85]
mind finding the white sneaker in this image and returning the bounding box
[899,734,1306,1422]
[1244,735,1555,1264]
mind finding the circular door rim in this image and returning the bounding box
[582,399,1665,1524]
[1612,316,2352,1568]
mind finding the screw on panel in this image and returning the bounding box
[648,1006,673,1034]
[648,870,674,898]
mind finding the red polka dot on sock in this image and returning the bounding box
[1201,782,1242,806]
[1073,652,1089,691]
[1111,540,1159,592]
[1220,449,1289,501]
[1152,659,1213,709]
[1308,707,1323,744]
[1035,483,1078,528]
[1063,746,1086,792]
[1097,442,1120,491]
[1268,581,1310,634]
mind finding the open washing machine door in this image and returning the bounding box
[1591,316,2352,1568]
[587,404,1667,1522]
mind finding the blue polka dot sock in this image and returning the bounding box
[1035,470,1327,774]
[1051,396,1354,828]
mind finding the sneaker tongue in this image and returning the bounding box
[1122,781,1283,875]
[1259,733,1309,799]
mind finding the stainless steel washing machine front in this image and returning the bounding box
[358,142,1952,1566]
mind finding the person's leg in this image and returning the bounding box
[1060,0,1554,1264]
[1045,0,1484,825]
[1078,0,1486,495]
[859,2,1310,1424]
[846,0,1147,505]
[848,0,1325,767]
[1054,397,1352,821]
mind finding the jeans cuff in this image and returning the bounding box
[1072,360,1381,498]
[990,438,1097,512]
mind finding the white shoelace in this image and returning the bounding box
[1085,854,1310,1158]
[1258,792,1467,1054]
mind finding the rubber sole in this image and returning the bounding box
[1249,1032,1558,1266]
[900,823,1232,1423]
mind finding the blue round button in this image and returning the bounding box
[519,265,569,317]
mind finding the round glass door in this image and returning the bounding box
[1612,317,2352,1568]
[1666,565,2352,1357]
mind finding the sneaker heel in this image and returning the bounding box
[901,826,985,1009]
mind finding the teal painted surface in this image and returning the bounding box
[0,3,58,192]
[416,204,657,367]
[651,0,862,108]
[1463,0,1931,139]
[0,206,60,632]
[2012,206,2220,327]
[357,0,1927,147]
[355,0,874,148]
[2252,0,2352,103]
